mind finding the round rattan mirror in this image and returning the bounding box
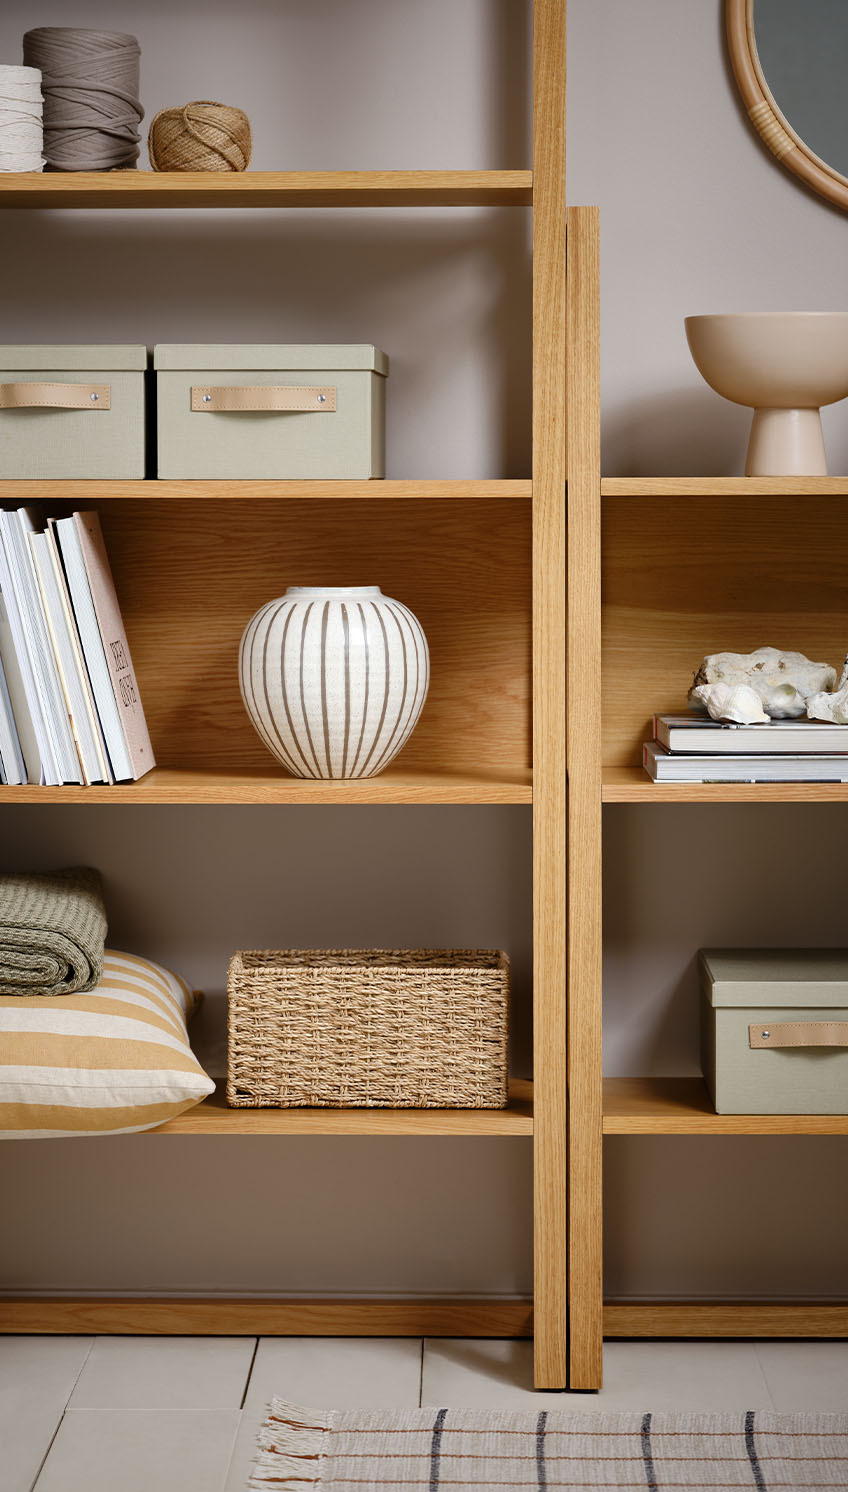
[727,0,848,212]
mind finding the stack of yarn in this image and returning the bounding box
[23,28,143,171]
[0,64,44,172]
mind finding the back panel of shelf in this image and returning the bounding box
[602,493,848,775]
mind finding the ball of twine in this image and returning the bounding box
[148,101,252,172]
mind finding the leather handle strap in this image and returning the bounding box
[191,385,337,413]
[0,381,110,410]
[749,1021,848,1049]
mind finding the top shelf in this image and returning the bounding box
[0,170,534,211]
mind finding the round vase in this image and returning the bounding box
[239,585,430,780]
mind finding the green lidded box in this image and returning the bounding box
[700,948,848,1114]
[0,346,146,479]
[154,344,388,479]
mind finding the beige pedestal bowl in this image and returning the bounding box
[685,313,848,475]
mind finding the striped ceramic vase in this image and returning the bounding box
[239,586,430,779]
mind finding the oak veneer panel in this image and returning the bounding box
[603,768,848,803]
[0,1298,535,1338]
[603,496,848,769]
[0,170,533,210]
[564,207,603,1392]
[0,765,532,805]
[531,0,568,1391]
[91,498,530,780]
[0,480,532,504]
[603,1077,848,1134]
[604,1303,848,1338]
[155,1080,533,1134]
[602,477,848,497]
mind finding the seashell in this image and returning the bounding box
[689,647,836,720]
[807,683,848,725]
[691,682,770,724]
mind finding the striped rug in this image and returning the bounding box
[248,1400,848,1489]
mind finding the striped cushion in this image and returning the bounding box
[0,949,215,1137]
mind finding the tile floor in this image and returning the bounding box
[1,1334,846,1492]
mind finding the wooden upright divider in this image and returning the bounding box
[532,0,569,1390]
[565,205,602,1390]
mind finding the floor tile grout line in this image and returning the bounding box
[30,1336,96,1491]
[240,1337,260,1410]
[750,1341,780,1412]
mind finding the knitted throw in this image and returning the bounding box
[0,867,106,995]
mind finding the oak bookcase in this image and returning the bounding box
[0,0,587,1391]
[568,480,848,1389]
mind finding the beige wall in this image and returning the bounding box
[0,0,845,1304]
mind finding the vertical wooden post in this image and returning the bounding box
[565,204,603,1389]
[532,0,568,1390]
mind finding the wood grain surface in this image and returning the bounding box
[531,0,569,1392]
[0,1297,535,1337]
[603,495,848,768]
[74,498,533,783]
[0,170,533,211]
[603,1077,848,1134]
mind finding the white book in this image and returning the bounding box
[53,515,133,782]
[0,647,24,785]
[655,714,848,755]
[644,740,848,783]
[0,583,40,783]
[0,510,81,785]
[30,530,111,786]
[0,514,55,784]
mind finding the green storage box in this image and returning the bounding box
[0,346,146,479]
[154,344,388,479]
[700,948,848,1114]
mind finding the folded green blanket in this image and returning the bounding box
[0,867,106,996]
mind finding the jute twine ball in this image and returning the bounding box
[148,100,251,172]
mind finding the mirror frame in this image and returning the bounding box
[726,0,848,212]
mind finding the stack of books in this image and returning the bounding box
[644,715,848,784]
[0,509,154,786]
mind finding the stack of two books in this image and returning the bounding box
[0,509,154,786]
[644,716,848,783]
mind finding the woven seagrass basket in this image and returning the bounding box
[226,949,509,1108]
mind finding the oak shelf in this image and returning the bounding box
[154,1079,534,1135]
[603,1077,848,1136]
[0,169,533,211]
[602,767,848,804]
[0,479,531,504]
[0,764,532,806]
[602,476,848,497]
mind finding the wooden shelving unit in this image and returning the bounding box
[567,467,848,1387]
[602,768,848,803]
[0,169,533,210]
[156,1080,534,1136]
[603,1078,848,1136]
[0,766,532,805]
[0,480,532,504]
[0,1,573,1389]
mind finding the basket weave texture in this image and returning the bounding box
[226,949,509,1109]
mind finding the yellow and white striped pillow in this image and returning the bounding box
[0,949,215,1138]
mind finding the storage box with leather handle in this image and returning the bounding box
[700,948,848,1114]
[154,344,388,479]
[0,346,146,478]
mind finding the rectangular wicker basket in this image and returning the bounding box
[226,949,509,1109]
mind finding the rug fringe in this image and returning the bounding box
[248,1398,329,1490]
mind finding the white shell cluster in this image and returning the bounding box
[808,654,848,725]
[239,586,429,779]
[689,647,844,726]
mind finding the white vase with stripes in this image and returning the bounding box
[239,585,430,779]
